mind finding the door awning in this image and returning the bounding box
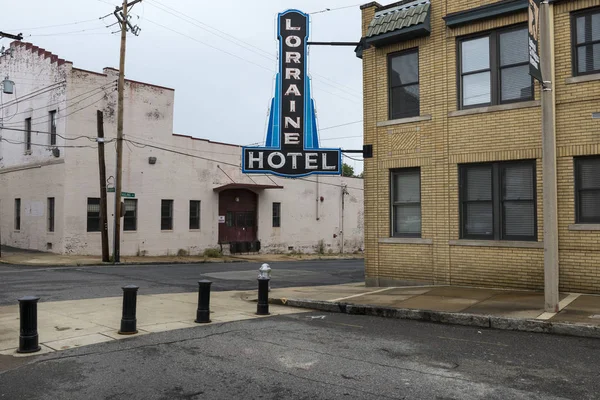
[212,183,284,193]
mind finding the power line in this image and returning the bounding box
[310,4,363,14]
[320,120,363,131]
[0,81,66,111]
[144,0,361,99]
[0,126,97,142]
[3,89,115,128]
[2,81,116,123]
[123,138,363,190]
[0,137,104,148]
[6,19,101,31]
[342,153,364,162]
[321,135,362,141]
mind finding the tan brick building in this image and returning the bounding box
[358,0,600,293]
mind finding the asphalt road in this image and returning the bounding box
[0,259,364,305]
[1,311,598,399]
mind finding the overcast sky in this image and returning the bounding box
[3,0,365,173]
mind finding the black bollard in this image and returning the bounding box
[195,280,212,323]
[256,277,270,315]
[118,285,139,335]
[17,296,41,353]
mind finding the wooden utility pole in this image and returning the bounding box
[97,111,110,262]
[112,0,141,263]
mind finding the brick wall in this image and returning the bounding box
[362,0,600,293]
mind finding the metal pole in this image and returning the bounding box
[17,296,41,353]
[256,278,270,315]
[540,0,559,312]
[118,285,139,334]
[195,280,212,323]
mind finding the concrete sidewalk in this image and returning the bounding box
[0,290,309,358]
[0,245,363,266]
[264,284,600,338]
[3,282,598,361]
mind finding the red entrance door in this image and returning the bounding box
[218,189,257,243]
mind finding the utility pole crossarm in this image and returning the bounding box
[0,31,23,40]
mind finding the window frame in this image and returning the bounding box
[123,198,137,231]
[571,7,600,77]
[47,197,55,232]
[574,156,600,224]
[387,48,420,120]
[457,24,534,110]
[189,200,201,230]
[161,199,173,231]
[49,110,57,146]
[15,198,21,231]
[390,167,422,238]
[272,202,281,228]
[24,118,32,153]
[87,197,101,232]
[459,160,537,241]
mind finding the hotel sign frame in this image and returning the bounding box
[242,9,342,178]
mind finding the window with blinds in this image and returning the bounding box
[572,8,600,76]
[87,198,101,232]
[460,161,536,241]
[458,25,533,109]
[161,200,173,230]
[272,202,281,227]
[575,156,600,223]
[388,49,420,119]
[189,200,200,230]
[391,168,421,237]
[124,199,137,231]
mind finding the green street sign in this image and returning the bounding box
[106,188,135,198]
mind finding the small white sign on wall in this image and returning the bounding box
[218,215,225,224]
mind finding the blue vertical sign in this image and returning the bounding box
[242,10,342,177]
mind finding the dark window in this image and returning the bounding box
[49,110,57,145]
[572,8,600,76]
[575,156,600,223]
[388,49,419,119]
[161,200,173,230]
[458,25,533,108]
[124,199,137,231]
[226,211,234,227]
[15,198,21,231]
[48,197,55,232]
[460,160,536,241]
[87,198,100,232]
[189,200,200,230]
[25,118,32,152]
[391,168,421,237]
[272,202,281,227]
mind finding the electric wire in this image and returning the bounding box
[0,81,66,111]
[2,81,116,123]
[144,0,361,99]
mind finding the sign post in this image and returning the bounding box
[242,10,341,177]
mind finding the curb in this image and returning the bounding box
[0,259,247,268]
[270,298,600,339]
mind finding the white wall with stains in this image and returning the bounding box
[0,41,364,256]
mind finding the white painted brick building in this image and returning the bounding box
[0,42,364,256]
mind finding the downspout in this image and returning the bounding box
[316,175,319,221]
[341,184,348,254]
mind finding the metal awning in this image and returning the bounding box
[443,0,527,28]
[212,183,283,193]
[364,1,431,48]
